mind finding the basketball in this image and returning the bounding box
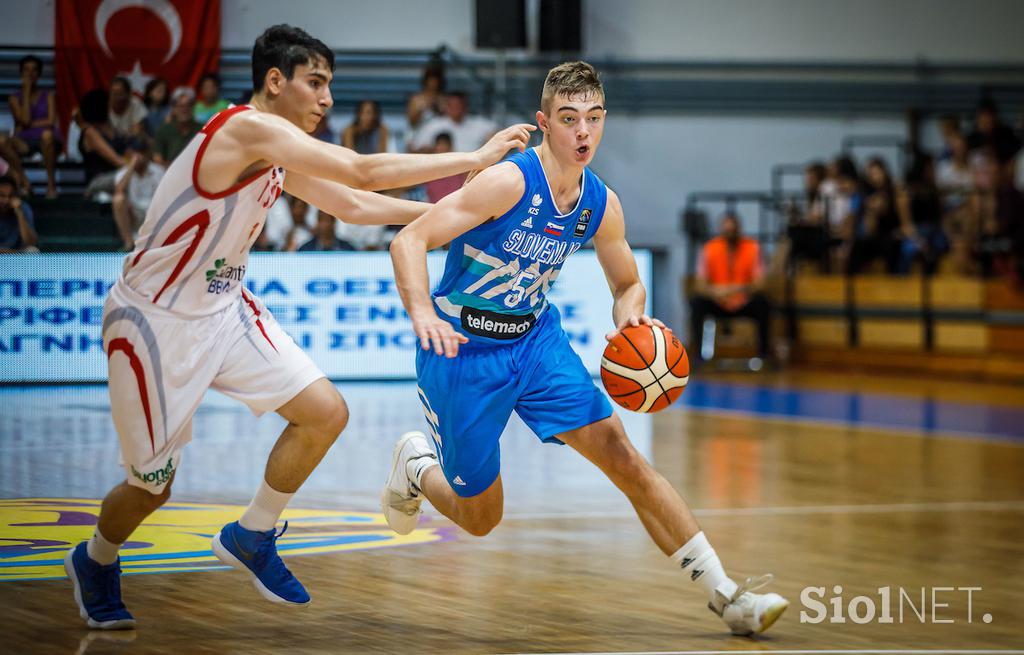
[600,324,689,413]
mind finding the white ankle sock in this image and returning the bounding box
[670,531,735,606]
[406,456,438,492]
[86,528,121,566]
[239,480,294,532]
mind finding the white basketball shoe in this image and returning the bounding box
[381,431,437,535]
[708,574,789,636]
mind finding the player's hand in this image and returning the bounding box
[412,311,469,358]
[605,314,670,341]
[475,123,535,168]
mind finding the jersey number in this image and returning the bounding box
[504,270,537,308]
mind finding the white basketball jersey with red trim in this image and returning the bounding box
[120,105,283,316]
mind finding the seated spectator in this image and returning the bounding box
[142,78,170,136]
[784,161,829,272]
[897,154,948,275]
[976,143,1024,280]
[310,111,334,143]
[112,138,166,250]
[193,73,230,124]
[298,210,357,252]
[154,87,200,166]
[108,76,147,140]
[936,114,962,162]
[968,98,1020,159]
[819,156,864,271]
[406,65,446,134]
[342,100,388,154]
[937,131,977,272]
[689,213,772,363]
[424,132,465,202]
[0,175,37,252]
[410,91,497,154]
[78,89,129,196]
[849,157,901,274]
[0,55,63,198]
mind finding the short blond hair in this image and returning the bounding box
[541,61,604,114]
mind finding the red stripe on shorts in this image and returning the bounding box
[240,288,278,352]
[107,338,156,455]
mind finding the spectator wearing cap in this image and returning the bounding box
[112,137,166,250]
[154,87,201,166]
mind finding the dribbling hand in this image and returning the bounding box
[605,314,670,341]
[413,312,469,358]
[476,124,536,168]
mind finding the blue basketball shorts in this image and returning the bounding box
[415,306,614,497]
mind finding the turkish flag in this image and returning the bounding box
[54,0,220,143]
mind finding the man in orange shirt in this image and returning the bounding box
[689,213,772,362]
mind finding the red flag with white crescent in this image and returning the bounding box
[54,0,221,143]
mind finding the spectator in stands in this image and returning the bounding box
[298,210,357,252]
[406,65,447,133]
[423,133,465,203]
[689,212,772,363]
[937,114,962,162]
[193,73,230,123]
[818,156,863,271]
[849,157,901,274]
[411,91,497,154]
[108,76,147,139]
[342,100,388,154]
[154,87,200,166]
[897,154,948,275]
[142,78,170,135]
[937,132,977,273]
[0,175,37,252]
[79,89,128,194]
[310,112,334,143]
[0,55,62,198]
[968,98,1020,159]
[112,138,166,250]
[976,142,1024,280]
[783,161,829,272]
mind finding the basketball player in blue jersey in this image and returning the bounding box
[382,62,788,636]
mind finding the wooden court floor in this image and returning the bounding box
[0,375,1022,654]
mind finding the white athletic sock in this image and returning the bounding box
[407,456,438,493]
[670,531,735,608]
[86,528,121,566]
[239,480,294,532]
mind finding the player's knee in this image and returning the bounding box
[462,503,502,537]
[316,391,349,441]
[40,129,54,144]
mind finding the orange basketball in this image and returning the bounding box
[600,324,689,413]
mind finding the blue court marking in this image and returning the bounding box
[676,380,1024,442]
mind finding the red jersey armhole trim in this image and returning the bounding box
[192,106,274,200]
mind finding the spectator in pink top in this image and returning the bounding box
[424,133,465,202]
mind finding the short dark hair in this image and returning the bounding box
[110,76,131,93]
[0,175,17,192]
[19,55,42,74]
[251,24,335,92]
[79,88,110,124]
[421,65,445,91]
[198,72,221,88]
[125,136,152,154]
[434,132,453,145]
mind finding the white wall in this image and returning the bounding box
[584,0,1024,62]
[7,0,1024,62]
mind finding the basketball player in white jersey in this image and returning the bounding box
[65,24,534,629]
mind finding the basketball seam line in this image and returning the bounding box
[620,328,669,400]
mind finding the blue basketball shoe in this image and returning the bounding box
[64,542,136,630]
[212,521,310,605]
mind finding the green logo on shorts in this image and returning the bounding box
[205,258,227,282]
[131,458,175,486]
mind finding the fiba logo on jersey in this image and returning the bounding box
[532,193,543,207]
[574,209,593,237]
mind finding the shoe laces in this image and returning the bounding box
[729,573,774,604]
[95,562,127,611]
[252,522,294,577]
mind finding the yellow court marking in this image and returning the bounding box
[0,498,451,581]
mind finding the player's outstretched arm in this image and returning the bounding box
[593,189,667,340]
[390,162,524,358]
[284,172,430,225]
[243,112,533,191]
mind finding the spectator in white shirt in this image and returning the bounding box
[410,91,497,154]
[108,77,148,140]
[112,138,165,250]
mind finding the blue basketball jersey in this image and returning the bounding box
[432,147,608,345]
